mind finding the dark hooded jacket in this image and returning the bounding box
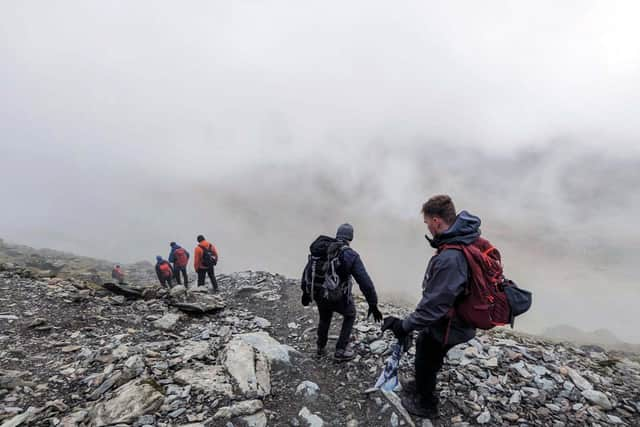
[300,236,378,307]
[402,210,480,346]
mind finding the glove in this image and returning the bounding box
[367,305,383,322]
[301,293,312,307]
[381,316,407,340]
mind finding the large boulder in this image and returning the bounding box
[88,378,164,426]
[224,338,270,398]
[236,332,298,366]
[174,365,233,397]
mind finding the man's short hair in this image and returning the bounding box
[197,235,205,242]
[421,195,457,225]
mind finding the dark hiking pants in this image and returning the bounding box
[316,297,356,351]
[159,277,173,288]
[414,330,454,402]
[174,265,188,285]
[197,266,218,290]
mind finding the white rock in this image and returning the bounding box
[510,361,532,379]
[152,313,181,331]
[213,400,263,419]
[298,407,324,427]
[254,317,271,328]
[369,340,387,354]
[111,344,129,360]
[581,389,613,411]
[509,391,522,404]
[239,410,268,427]
[178,340,210,361]
[237,332,297,365]
[88,379,164,426]
[295,381,320,400]
[476,410,491,424]
[0,407,38,427]
[390,412,399,427]
[567,367,593,391]
[170,285,186,298]
[59,410,88,427]
[606,415,623,424]
[174,366,233,397]
[224,338,270,397]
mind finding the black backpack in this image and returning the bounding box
[200,244,217,268]
[304,235,349,303]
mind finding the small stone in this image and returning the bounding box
[369,340,387,354]
[606,415,623,424]
[152,313,181,331]
[566,367,593,391]
[476,411,491,424]
[582,389,613,410]
[295,381,320,400]
[390,412,399,427]
[298,407,324,427]
[254,317,271,328]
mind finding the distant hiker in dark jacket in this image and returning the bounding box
[168,242,190,286]
[111,264,124,284]
[155,255,174,288]
[382,195,477,418]
[194,235,219,292]
[301,223,383,362]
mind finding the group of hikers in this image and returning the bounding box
[112,234,220,292]
[300,194,531,418]
[110,194,530,420]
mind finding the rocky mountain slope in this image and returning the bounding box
[1,245,639,427]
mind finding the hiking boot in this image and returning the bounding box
[334,348,355,362]
[316,347,327,357]
[401,394,439,419]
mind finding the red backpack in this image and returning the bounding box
[440,237,511,330]
[158,262,172,279]
[174,248,188,267]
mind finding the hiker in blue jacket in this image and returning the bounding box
[301,223,383,361]
[383,195,477,418]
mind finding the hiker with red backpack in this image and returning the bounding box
[382,195,531,418]
[194,235,219,292]
[169,242,190,286]
[111,264,125,284]
[155,255,174,288]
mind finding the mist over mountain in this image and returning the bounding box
[1,1,639,343]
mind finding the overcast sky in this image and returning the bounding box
[1,1,639,342]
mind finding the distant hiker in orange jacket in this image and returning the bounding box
[155,256,174,288]
[111,265,125,284]
[194,235,218,292]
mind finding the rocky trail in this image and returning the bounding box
[1,249,639,427]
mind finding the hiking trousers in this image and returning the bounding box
[197,266,218,290]
[174,265,188,285]
[316,297,356,351]
[414,329,454,401]
[159,277,173,288]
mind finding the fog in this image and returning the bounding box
[1,1,639,342]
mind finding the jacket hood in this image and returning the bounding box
[427,210,481,248]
